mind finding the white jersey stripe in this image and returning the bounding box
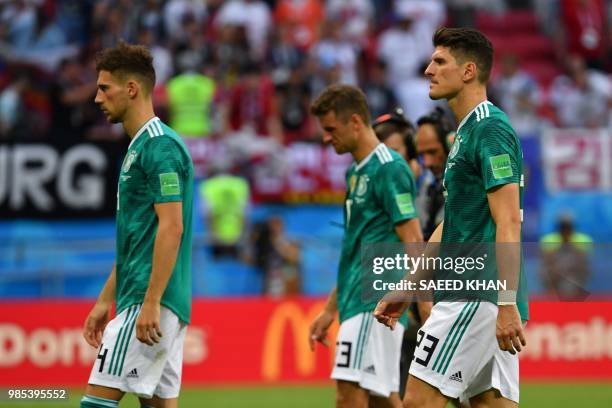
[154,119,163,135]
[378,145,392,162]
[375,150,384,163]
[483,102,490,117]
[148,124,159,137]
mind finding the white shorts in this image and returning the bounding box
[331,312,405,397]
[88,304,187,399]
[408,301,519,403]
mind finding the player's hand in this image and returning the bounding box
[308,309,335,351]
[136,301,163,346]
[373,293,409,330]
[83,301,112,348]
[417,301,433,323]
[496,304,526,354]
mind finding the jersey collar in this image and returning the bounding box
[129,116,160,150]
[456,100,491,134]
[355,143,384,172]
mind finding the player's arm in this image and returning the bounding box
[137,201,184,346]
[83,264,116,348]
[374,221,441,329]
[487,183,526,354]
[309,287,337,351]
[396,218,432,322]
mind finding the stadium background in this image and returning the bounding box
[0,0,610,407]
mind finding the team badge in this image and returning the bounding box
[122,150,137,173]
[356,175,369,196]
[448,135,461,160]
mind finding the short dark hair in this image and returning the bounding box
[95,41,156,93]
[433,27,493,83]
[310,84,371,126]
[417,107,454,155]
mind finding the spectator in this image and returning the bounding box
[48,57,98,141]
[362,60,400,119]
[164,49,216,138]
[254,216,301,296]
[0,72,30,139]
[163,0,207,43]
[216,0,272,62]
[200,162,250,259]
[549,54,611,128]
[372,106,421,179]
[274,0,324,50]
[540,214,593,300]
[0,68,49,140]
[326,0,374,46]
[275,69,315,142]
[415,108,454,240]
[311,19,359,85]
[561,0,608,69]
[93,3,131,49]
[136,28,173,87]
[213,24,251,81]
[137,0,165,37]
[3,6,75,71]
[377,5,430,86]
[222,63,283,141]
[491,54,543,135]
[377,4,436,122]
[267,23,307,85]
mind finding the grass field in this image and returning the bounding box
[8,383,612,407]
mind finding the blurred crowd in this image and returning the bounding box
[0,0,609,143]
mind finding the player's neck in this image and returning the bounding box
[122,100,156,139]
[352,129,380,163]
[448,86,488,126]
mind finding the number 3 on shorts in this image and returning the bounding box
[413,329,439,368]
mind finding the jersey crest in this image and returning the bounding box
[356,175,369,197]
[448,135,461,160]
[122,150,137,173]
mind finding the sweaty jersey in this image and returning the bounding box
[338,144,418,323]
[116,116,194,324]
[441,101,528,320]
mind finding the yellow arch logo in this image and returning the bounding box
[261,301,338,381]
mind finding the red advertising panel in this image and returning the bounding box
[520,302,612,380]
[1,299,612,386]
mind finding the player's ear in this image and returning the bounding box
[126,80,139,99]
[463,62,477,82]
[350,113,363,131]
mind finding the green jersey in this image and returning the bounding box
[116,117,194,323]
[441,101,528,320]
[338,144,418,323]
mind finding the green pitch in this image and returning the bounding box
[9,383,612,407]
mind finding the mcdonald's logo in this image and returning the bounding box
[261,301,338,381]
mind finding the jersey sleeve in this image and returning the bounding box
[141,136,187,203]
[374,160,418,223]
[476,120,521,191]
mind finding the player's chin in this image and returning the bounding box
[428,90,445,101]
[333,145,348,154]
[106,114,121,124]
